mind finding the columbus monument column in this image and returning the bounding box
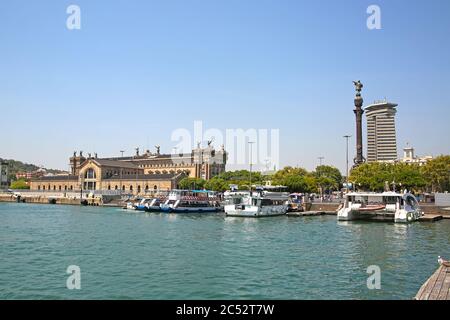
[353,80,365,166]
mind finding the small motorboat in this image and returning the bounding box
[358,204,386,212]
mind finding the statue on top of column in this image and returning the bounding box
[353,80,363,96]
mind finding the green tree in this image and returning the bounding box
[213,170,264,190]
[272,166,309,181]
[10,179,30,190]
[271,166,318,193]
[178,177,206,190]
[313,165,343,191]
[421,155,450,192]
[204,177,229,192]
[350,162,427,192]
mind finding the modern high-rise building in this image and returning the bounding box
[365,101,398,162]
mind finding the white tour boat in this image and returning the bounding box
[224,186,289,217]
[337,191,423,223]
[160,190,220,213]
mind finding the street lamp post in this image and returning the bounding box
[79,179,83,201]
[318,157,324,167]
[343,135,352,193]
[248,141,255,194]
[317,157,324,202]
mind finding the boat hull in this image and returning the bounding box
[225,204,288,218]
[144,206,162,213]
[337,208,422,223]
[161,206,219,214]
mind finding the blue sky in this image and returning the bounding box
[1,0,449,173]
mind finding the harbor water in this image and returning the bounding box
[1,202,449,300]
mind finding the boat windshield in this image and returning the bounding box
[403,195,419,210]
[226,197,242,205]
[348,195,399,206]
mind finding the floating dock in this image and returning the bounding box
[419,214,443,222]
[415,265,450,300]
[287,211,336,217]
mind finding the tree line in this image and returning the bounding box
[178,155,450,193]
[178,165,343,194]
[349,155,450,193]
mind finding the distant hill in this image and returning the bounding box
[0,158,65,180]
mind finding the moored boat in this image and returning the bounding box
[160,190,221,213]
[224,186,289,217]
[144,197,165,212]
[135,198,153,211]
[288,193,304,212]
[337,191,423,223]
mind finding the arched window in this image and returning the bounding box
[59,186,62,191]
[145,185,149,192]
[53,186,56,191]
[122,185,125,191]
[43,186,45,190]
[153,185,158,191]
[85,168,96,179]
[130,185,133,191]
[64,186,67,191]
[137,185,141,193]
[38,186,41,191]
[115,185,118,190]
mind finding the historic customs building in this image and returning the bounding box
[30,145,227,194]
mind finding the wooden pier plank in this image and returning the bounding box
[416,265,450,300]
[428,266,447,300]
[437,268,450,300]
[416,267,440,300]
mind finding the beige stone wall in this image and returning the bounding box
[100,179,174,194]
[30,178,175,195]
[30,180,79,192]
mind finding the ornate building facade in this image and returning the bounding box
[30,145,227,194]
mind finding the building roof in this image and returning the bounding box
[32,173,185,182]
[88,159,140,169]
[365,101,398,114]
[102,153,193,163]
[103,173,184,181]
[32,175,78,182]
